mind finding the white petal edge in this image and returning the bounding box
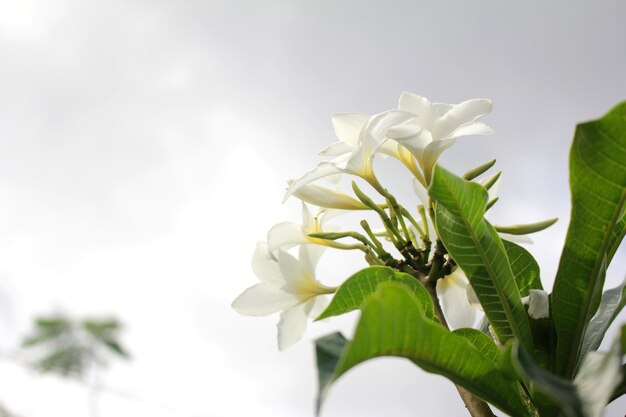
[291,182,367,210]
[527,289,550,319]
[284,162,342,202]
[267,222,307,254]
[432,99,493,140]
[446,122,493,141]
[277,302,312,351]
[436,270,476,329]
[331,113,369,147]
[251,242,282,284]
[319,141,353,157]
[412,178,430,207]
[398,92,431,116]
[232,284,300,316]
[498,232,534,244]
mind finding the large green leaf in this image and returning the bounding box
[332,282,533,417]
[552,101,626,378]
[503,240,543,295]
[429,165,533,351]
[314,332,348,415]
[316,266,435,321]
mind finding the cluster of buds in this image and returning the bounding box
[233,93,554,350]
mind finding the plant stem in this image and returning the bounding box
[423,281,497,417]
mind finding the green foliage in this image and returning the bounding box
[551,101,626,378]
[508,342,583,417]
[328,283,532,417]
[429,165,533,351]
[316,266,435,321]
[314,332,348,415]
[21,314,129,378]
[503,240,543,295]
[306,102,626,417]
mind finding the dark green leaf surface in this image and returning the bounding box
[315,332,348,415]
[509,342,583,417]
[552,102,626,378]
[333,283,532,417]
[316,266,434,321]
[429,166,533,351]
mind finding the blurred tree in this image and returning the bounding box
[21,315,129,417]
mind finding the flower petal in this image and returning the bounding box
[308,295,329,319]
[420,138,457,181]
[290,182,367,210]
[277,302,310,351]
[412,178,430,207]
[331,113,369,147]
[283,162,342,202]
[527,289,550,319]
[278,249,307,286]
[447,121,493,140]
[436,270,476,329]
[319,141,353,157]
[232,284,300,316]
[432,99,492,140]
[398,92,431,116]
[251,242,282,284]
[365,110,416,140]
[267,222,306,254]
[498,232,534,244]
[298,244,324,278]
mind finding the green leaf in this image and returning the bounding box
[22,316,72,347]
[579,276,626,359]
[315,332,348,415]
[332,283,532,417]
[452,328,502,364]
[429,165,533,351]
[82,318,129,358]
[37,346,88,377]
[316,266,435,321]
[552,101,626,378]
[503,240,543,295]
[509,342,582,417]
[502,241,556,370]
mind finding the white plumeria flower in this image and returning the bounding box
[436,268,476,329]
[268,203,346,255]
[232,242,334,351]
[288,180,368,210]
[284,110,417,200]
[387,92,493,185]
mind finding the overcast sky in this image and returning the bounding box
[0,1,625,416]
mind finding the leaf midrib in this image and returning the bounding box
[565,186,626,378]
[439,176,525,346]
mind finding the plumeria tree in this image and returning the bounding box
[21,314,129,417]
[233,92,626,417]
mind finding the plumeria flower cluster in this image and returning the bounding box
[233,92,555,349]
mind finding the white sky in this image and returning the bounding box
[0,1,624,416]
